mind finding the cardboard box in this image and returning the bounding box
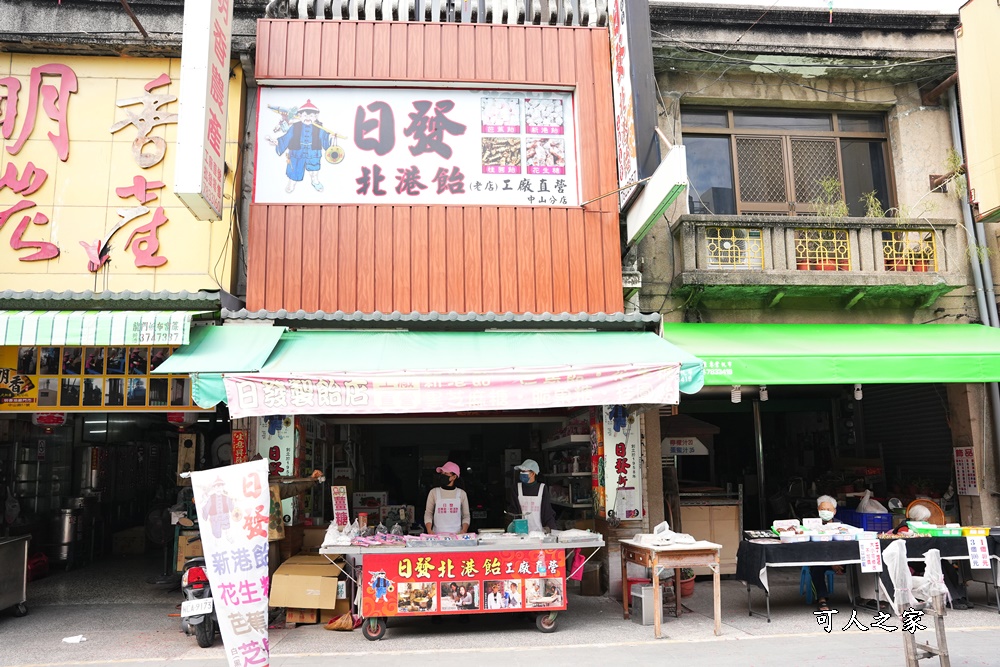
[279,524,305,560]
[112,527,147,556]
[319,599,352,623]
[285,608,318,624]
[176,532,204,570]
[303,525,329,550]
[270,559,347,609]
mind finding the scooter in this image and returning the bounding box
[179,539,217,648]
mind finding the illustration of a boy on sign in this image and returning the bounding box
[267,99,346,193]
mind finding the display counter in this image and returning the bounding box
[320,534,605,640]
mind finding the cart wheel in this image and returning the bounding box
[362,617,386,641]
[13,603,28,618]
[535,612,557,633]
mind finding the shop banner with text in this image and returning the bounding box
[191,460,270,667]
[222,363,680,418]
[255,87,579,206]
[603,404,643,520]
[361,549,566,617]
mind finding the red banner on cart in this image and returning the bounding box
[361,549,567,617]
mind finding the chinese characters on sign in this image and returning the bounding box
[223,365,679,419]
[0,64,77,262]
[814,608,926,634]
[858,539,883,573]
[255,87,579,206]
[602,405,643,520]
[663,436,708,456]
[608,0,638,210]
[954,446,978,495]
[257,416,298,525]
[191,460,270,667]
[361,549,565,618]
[967,536,991,569]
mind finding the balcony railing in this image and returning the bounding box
[671,215,966,307]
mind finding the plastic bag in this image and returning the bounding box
[857,489,888,514]
[324,613,355,631]
[568,549,586,581]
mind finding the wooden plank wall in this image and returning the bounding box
[249,20,623,315]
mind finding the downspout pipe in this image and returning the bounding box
[949,87,1000,516]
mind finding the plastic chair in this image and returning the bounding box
[799,567,835,605]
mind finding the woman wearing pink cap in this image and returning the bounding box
[424,461,470,534]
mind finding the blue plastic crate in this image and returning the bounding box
[835,508,857,527]
[856,512,892,533]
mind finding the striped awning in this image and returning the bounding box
[0,311,205,347]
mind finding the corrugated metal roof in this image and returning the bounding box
[222,309,662,331]
[0,290,222,310]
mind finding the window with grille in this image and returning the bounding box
[793,229,851,271]
[882,230,937,272]
[682,109,892,217]
[706,227,764,269]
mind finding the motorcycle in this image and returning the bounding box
[179,539,217,648]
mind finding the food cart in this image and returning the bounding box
[320,532,604,640]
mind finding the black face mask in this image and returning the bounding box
[439,474,455,487]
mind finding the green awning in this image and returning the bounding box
[661,322,1000,386]
[176,329,705,413]
[0,310,205,346]
[153,325,287,374]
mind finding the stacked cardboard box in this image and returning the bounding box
[270,554,350,624]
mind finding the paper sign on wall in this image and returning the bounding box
[954,446,979,495]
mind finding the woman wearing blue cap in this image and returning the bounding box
[507,459,557,532]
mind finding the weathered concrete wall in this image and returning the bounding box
[946,383,1000,526]
[638,68,974,326]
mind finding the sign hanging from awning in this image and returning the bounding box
[223,363,680,419]
[0,310,201,346]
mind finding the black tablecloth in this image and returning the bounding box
[736,537,988,591]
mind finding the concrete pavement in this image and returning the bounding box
[3,554,999,666]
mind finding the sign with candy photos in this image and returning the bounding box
[254,87,579,206]
[361,549,566,617]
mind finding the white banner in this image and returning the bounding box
[192,460,270,667]
[603,405,643,520]
[255,87,579,206]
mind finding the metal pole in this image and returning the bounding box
[753,399,766,528]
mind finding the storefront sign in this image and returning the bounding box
[361,549,566,617]
[967,536,990,569]
[662,436,708,456]
[331,486,350,528]
[954,446,979,495]
[191,460,270,667]
[603,405,643,520]
[175,0,234,220]
[257,416,297,525]
[255,87,579,206]
[0,345,197,412]
[1,55,241,292]
[223,364,679,419]
[858,539,883,573]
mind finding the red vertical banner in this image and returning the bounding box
[231,429,249,464]
[360,549,566,618]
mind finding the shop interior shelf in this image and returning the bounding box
[547,472,592,477]
[541,435,591,451]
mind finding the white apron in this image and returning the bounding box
[517,482,546,532]
[433,487,463,534]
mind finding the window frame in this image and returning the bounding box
[681,108,896,217]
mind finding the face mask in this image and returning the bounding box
[519,472,532,483]
[440,474,454,487]
[818,509,835,521]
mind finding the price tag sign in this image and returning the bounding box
[967,536,991,569]
[859,539,883,573]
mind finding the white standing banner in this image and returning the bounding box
[967,536,991,569]
[192,460,270,667]
[603,405,643,520]
[255,87,580,206]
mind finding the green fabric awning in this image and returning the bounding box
[153,325,287,375]
[661,322,1000,386]
[171,329,705,412]
[0,310,204,346]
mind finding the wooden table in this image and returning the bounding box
[619,539,723,638]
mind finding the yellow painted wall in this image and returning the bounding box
[957,0,1000,221]
[0,55,243,292]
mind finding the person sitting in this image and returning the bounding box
[895,504,973,609]
[811,495,843,612]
